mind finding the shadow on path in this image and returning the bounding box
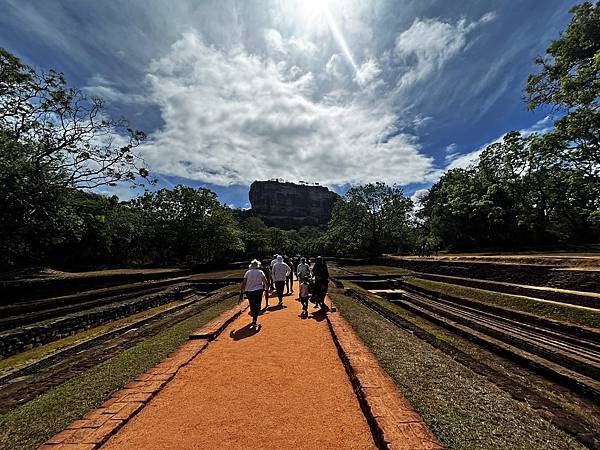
[267,304,287,312]
[309,305,329,322]
[230,323,261,341]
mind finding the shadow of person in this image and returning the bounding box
[268,304,287,312]
[230,323,261,341]
[309,306,329,322]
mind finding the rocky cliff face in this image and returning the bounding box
[248,181,339,229]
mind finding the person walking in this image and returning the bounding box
[271,255,291,306]
[239,259,268,329]
[299,275,311,317]
[312,256,329,309]
[296,257,310,280]
[260,259,271,309]
[284,255,294,294]
[269,254,278,291]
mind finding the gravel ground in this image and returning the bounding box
[330,288,586,450]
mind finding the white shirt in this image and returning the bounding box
[270,258,278,269]
[244,268,266,292]
[271,262,291,282]
[297,263,310,279]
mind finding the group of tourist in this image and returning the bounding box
[239,255,330,328]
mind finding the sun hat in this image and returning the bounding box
[249,259,261,268]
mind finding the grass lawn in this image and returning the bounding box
[404,277,600,329]
[329,283,584,450]
[0,294,238,450]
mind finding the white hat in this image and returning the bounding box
[249,259,261,268]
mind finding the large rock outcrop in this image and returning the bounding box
[248,180,339,229]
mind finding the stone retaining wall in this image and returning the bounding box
[0,288,184,358]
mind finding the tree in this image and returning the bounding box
[130,186,243,264]
[326,182,413,256]
[0,48,152,269]
[525,2,600,111]
[525,2,600,174]
[0,48,150,189]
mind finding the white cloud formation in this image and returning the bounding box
[325,53,347,80]
[140,31,436,186]
[444,115,555,171]
[410,188,429,206]
[354,58,382,86]
[394,13,496,89]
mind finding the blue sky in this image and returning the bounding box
[1,0,573,207]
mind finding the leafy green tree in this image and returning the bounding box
[130,186,243,264]
[0,48,151,268]
[525,2,600,111]
[326,182,413,256]
[419,3,600,251]
[0,48,149,189]
[525,2,600,178]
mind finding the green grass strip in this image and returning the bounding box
[404,277,600,329]
[0,295,237,450]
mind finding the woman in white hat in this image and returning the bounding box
[239,259,268,329]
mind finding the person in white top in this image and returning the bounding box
[297,257,310,280]
[240,259,268,329]
[269,254,278,291]
[271,255,291,306]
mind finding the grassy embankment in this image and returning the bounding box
[0,293,238,450]
[403,277,600,329]
[329,281,585,450]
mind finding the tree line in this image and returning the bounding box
[419,2,600,250]
[1,2,598,271]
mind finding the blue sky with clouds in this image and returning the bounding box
[1,0,574,207]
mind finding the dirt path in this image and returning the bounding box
[102,281,376,449]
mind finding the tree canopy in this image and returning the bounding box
[324,183,414,256]
[419,2,600,250]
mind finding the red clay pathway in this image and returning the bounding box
[102,281,376,449]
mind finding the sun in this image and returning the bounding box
[301,0,325,13]
[295,0,327,25]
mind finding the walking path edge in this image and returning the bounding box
[39,303,248,450]
[326,300,443,450]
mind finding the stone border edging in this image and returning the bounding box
[326,302,443,450]
[40,303,248,449]
[189,303,248,340]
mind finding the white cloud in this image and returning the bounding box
[263,29,287,55]
[140,31,435,186]
[354,58,382,86]
[326,53,347,80]
[410,188,429,206]
[444,115,555,171]
[394,13,495,89]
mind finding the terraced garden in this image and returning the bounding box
[0,268,243,449]
[330,256,600,449]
